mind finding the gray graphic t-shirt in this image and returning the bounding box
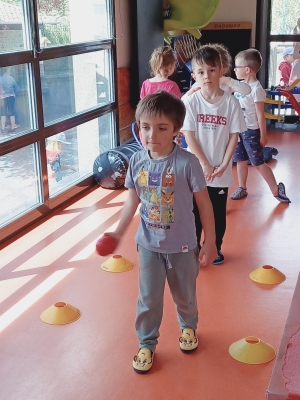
[125,144,206,253]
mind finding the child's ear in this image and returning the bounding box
[219,67,225,77]
[191,72,196,81]
[173,128,180,138]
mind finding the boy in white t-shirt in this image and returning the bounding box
[182,45,244,265]
[231,49,291,204]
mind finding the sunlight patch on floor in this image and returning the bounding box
[0,213,81,269]
[0,275,37,304]
[0,268,74,333]
[14,207,122,272]
[64,188,113,210]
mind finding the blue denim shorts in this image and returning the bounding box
[233,129,264,167]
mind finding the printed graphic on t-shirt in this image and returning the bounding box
[234,93,247,119]
[138,165,176,232]
[197,113,227,131]
[162,166,175,187]
[138,167,148,185]
[149,172,161,186]
[234,92,246,99]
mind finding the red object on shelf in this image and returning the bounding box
[95,235,117,256]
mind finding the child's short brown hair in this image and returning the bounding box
[191,45,222,71]
[135,91,186,132]
[235,49,262,73]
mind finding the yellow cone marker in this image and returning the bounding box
[101,255,135,273]
[40,302,81,325]
[249,265,286,284]
[229,336,276,364]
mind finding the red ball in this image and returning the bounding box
[96,235,117,256]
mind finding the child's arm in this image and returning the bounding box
[104,188,140,245]
[193,189,217,266]
[212,133,238,178]
[184,83,201,96]
[182,130,215,182]
[255,102,268,146]
[219,77,251,95]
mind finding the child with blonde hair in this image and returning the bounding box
[140,46,181,99]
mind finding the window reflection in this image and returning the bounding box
[40,50,113,125]
[37,0,111,48]
[0,63,36,143]
[270,0,300,35]
[0,0,28,53]
[268,42,295,87]
[0,144,42,228]
[47,112,115,198]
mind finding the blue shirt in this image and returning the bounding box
[0,73,19,97]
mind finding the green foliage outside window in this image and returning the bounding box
[3,0,70,45]
[271,0,300,34]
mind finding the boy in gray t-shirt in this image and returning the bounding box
[101,91,216,374]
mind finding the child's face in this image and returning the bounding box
[284,54,294,64]
[160,62,175,77]
[139,114,178,158]
[234,57,249,80]
[191,61,223,90]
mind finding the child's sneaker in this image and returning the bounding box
[274,182,291,203]
[132,348,154,374]
[230,187,248,200]
[179,328,198,353]
[212,250,224,265]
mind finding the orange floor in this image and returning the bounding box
[0,130,299,400]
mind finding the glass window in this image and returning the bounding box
[47,112,115,198]
[0,0,30,53]
[0,144,42,228]
[270,0,300,35]
[37,0,111,48]
[0,63,36,143]
[268,42,295,87]
[40,49,113,125]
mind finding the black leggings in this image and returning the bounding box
[193,186,228,251]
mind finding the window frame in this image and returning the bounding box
[256,0,300,87]
[0,0,118,245]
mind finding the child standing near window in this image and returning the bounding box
[278,47,294,86]
[101,91,216,374]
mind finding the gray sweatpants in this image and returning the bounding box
[135,244,200,352]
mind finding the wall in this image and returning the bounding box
[115,0,131,68]
[114,0,134,142]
